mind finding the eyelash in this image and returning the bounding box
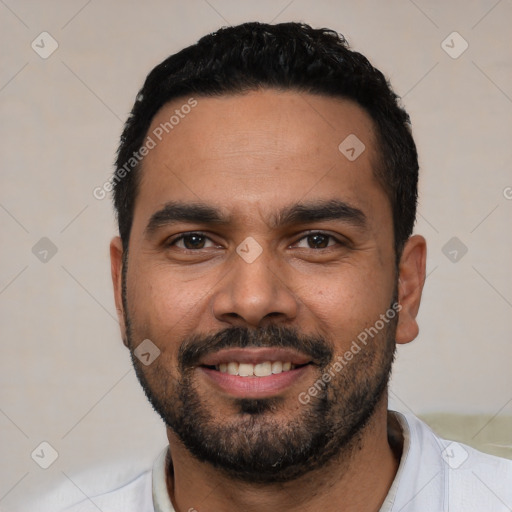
[166,231,345,250]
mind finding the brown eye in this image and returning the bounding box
[170,233,216,250]
[307,234,330,249]
[295,232,338,249]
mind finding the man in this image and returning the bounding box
[66,21,512,511]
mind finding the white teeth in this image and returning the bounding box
[217,361,295,377]
[271,361,283,374]
[238,363,254,377]
[227,362,239,375]
[254,361,272,377]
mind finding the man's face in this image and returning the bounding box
[111,90,420,482]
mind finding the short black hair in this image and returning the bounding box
[113,21,418,257]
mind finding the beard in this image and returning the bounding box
[122,270,397,483]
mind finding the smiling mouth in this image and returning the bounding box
[197,347,315,397]
[201,361,312,377]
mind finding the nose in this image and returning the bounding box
[211,246,298,328]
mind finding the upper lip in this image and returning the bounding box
[199,347,312,366]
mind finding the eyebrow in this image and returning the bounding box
[144,199,367,237]
[144,202,229,237]
[273,199,367,230]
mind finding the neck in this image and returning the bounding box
[164,399,401,512]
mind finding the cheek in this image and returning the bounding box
[126,261,209,346]
[295,263,393,340]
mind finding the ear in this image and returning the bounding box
[396,235,427,345]
[110,236,129,347]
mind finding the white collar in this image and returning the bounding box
[378,411,411,511]
[151,410,412,512]
[152,447,175,512]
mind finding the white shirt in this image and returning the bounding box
[59,411,512,512]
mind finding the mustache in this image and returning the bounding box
[178,324,333,370]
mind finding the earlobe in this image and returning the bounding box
[395,235,427,345]
[110,236,129,347]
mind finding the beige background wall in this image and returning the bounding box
[1,0,511,510]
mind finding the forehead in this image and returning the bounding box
[133,89,389,230]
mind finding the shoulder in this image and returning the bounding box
[59,468,153,512]
[444,439,512,511]
[396,412,512,512]
[29,462,154,512]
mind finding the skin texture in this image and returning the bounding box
[110,89,427,512]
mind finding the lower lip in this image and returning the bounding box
[199,365,311,398]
